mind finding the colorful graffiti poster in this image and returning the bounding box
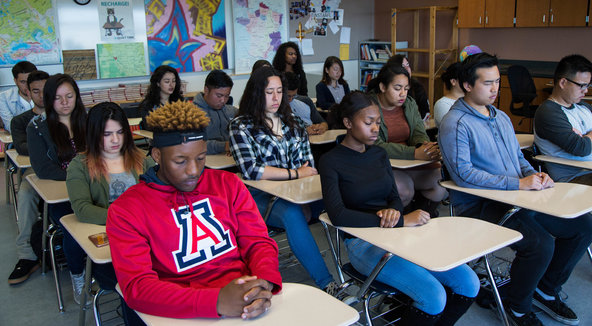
[144,0,227,73]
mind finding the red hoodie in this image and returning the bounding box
[107,168,282,318]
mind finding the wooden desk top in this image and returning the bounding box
[6,149,31,168]
[60,214,111,264]
[25,174,68,204]
[309,129,346,145]
[123,283,358,326]
[241,175,321,204]
[128,117,142,126]
[205,154,235,170]
[133,130,153,139]
[389,159,433,169]
[515,134,534,149]
[440,180,592,218]
[535,155,592,170]
[321,214,522,272]
[0,131,12,144]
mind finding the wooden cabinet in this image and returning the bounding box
[497,75,552,133]
[516,0,588,27]
[458,0,515,28]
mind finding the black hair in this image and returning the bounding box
[553,54,592,85]
[205,69,234,89]
[335,91,378,124]
[238,66,300,132]
[12,61,37,78]
[27,70,50,89]
[273,42,304,75]
[321,56,347,86]
[140,65,183,111]
[284,71,300,91]
[441,62,462,91]
[458,52,499,93]
[386,54,407,67]
[371,65,410,93]
[251,60,272,73]
[43,73,87,163]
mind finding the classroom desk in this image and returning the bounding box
[25,174,69,312]
[534,155,592,170]
[241,175,321,205]
[117,282,359,326]
[60,214,111,326]
[320,214,522,326]
[309,129,346,145]
[1,131,13,203]
[440,180,592,218]
[515,134,534,149]
[128,117,142,126]
[5,149,31,220]
[389,159,433,169]
[205,154,236,170]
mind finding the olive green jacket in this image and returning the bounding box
[372,93,430,159]
[66,153,155,225]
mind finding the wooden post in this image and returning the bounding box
[391,9,397,54]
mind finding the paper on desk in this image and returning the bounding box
[340,26,351,44]
[328,20,339,34]
[302,39,314,56]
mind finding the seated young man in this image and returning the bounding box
[284,71,328,135]
[534,54,592,184]
[0,61,37,132]
[192,69,237,154]
[439,52,592,326]
[107,101,282,320]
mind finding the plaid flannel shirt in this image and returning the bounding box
[229,114,313,180]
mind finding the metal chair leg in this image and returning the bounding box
[93,289,112,326]
[363,292,374,326]
[42,202,49,274]
[50,229,65,313]
[485,254,510,326]
[587,246,592,264]
[321,221,345,283]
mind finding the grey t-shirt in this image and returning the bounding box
[109,171,136,203]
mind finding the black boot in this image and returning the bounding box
[399,305,441,326]
[435,292,475,326]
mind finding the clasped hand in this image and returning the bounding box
[217,276,274,319]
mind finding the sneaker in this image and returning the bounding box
[324,281,347,300]
[8,259,40,285]
[533,292,579,325]
[506,310,543,326]
[70,271,92,305]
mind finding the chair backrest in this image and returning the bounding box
[507,65,537,104]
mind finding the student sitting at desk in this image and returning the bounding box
[371,65,446,217]
[7,70,49,285]
[315,56,351,111]
[138,65,183,126]
[434,63,463,128]
[229,66,339,295]
[534,54,592,184]
[27,73,90,304]
[107,101,281,320]
[0,61,36,132]
[273,41,308,96]
[320,91,479,325]
[192,70,237,154]
[285,71,328,136]
[66,102,154,322]
[439,52,592,326]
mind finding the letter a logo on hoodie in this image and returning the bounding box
[172,198,236,272]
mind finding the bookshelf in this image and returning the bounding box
[358,41,391,91]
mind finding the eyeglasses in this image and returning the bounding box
[565,78,591,91]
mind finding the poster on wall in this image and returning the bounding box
[0,0,61,66]
[289,0,342,38]
[144,0,227,73]
[98,0,136,42]
[232,0,287,75]
[63,50,97,80]
[97,42,146,79]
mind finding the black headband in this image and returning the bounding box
[152,130,207,148]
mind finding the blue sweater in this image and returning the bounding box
[439,99,536,207]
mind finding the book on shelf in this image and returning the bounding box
[370,48,378,61]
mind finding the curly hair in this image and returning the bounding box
[238,66,301,132]
[146,100,210,132]
[139,65,183,116]
[273,42,304,75]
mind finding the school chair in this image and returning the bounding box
[508,65,538,133]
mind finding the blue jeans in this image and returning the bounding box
[345,237,480,315]
[49,202,86,274]
[249,188,334,289]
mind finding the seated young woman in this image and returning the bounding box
[370,65,447,216]
[316,56,351,111]
[229,66,339,294]
[138,65,183,126]
[319,91,479,325]
[434,62,463,128]
[27,73,88,304]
